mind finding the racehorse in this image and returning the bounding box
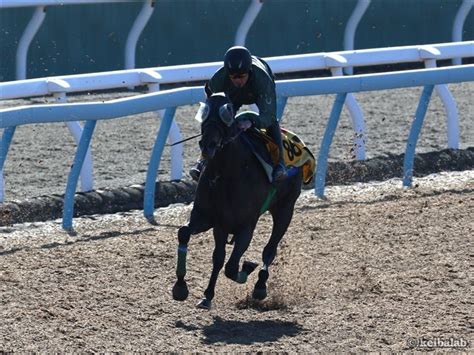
[172,93,304,309]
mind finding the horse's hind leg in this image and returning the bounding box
[172,209,212,302]
[253,204,295,300]
[224,226,259,284]
[197,227,227,310]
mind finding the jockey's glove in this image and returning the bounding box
[237,119,253,131]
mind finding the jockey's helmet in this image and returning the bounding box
[224,46,252,75]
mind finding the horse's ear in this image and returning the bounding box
[218,103,235,127]
[195,102,210,123]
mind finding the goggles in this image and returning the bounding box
[229,73,248,80]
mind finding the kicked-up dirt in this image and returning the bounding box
[0,171,472,352]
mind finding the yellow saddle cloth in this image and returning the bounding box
[253,127,316,184]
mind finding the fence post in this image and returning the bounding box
[403,85,434,187]
[325,53,366,160]
[47,78,95,193]
[419,46,459,149]
[343,0,371,75]
[234,0,264,46]
[144,107,177,222]
[16,6,46,80]
[125,0,155,70]
[62,120,97,231]
[145,75,184,181]
[0,127,16,203]
[315,93,348,198]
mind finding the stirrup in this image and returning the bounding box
[189,160,205,181]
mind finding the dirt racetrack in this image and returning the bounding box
[0,171,472,352]
[0,78,473,351]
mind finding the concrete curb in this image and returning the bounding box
[0,148,472,226]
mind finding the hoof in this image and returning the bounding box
[242,261,258,275]
[196,298,212,310]
[172,280,189,301]
[252,287,267,300]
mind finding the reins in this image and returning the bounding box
[167,133,202,147]
[167,118,243,150]
[223,127,244,145]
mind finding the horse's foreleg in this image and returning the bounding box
[253,205,295,300]
[172,226,192,301]
[172,210,212,302]
[197,227,227,310]
[224,226,258,284]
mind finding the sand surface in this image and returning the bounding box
[0,82,472,352]
[0,171,472,352]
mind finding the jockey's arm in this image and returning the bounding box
[204,82,213,97]
[254,75,277,129]
[204,67,226,97]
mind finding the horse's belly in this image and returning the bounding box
[213,194,264,233]
[206,173,270,232]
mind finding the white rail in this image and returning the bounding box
[15,6,46,80]
[341,0,372,158]
[1,42,473,203]
[1,65,473,229]
[343,0,371,75]
[2,42,472,99]
[234,0,264,46]
[1,0,156,202]
[124,0,155,70]
[4,66,472,127]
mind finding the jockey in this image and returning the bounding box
[189,46,287,182]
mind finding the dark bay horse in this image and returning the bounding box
[172,93,303,309]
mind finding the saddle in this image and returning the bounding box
[244,127,316,184]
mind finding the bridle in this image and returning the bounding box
[200,117,243,155]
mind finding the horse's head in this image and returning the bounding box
[195,93,238,160]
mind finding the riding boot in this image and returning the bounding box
[189,158,207,181]
[266,122,287,182]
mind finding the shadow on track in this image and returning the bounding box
[176,316,305,345]
[0,226,160,257]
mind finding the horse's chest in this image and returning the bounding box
[211,180,263,227]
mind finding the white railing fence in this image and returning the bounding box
[343,0,371,75]
[2,0,472,201]
[1,41,473,202]
[1,0,265,80]
[1,63,473,230]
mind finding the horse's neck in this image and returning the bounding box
[210,139,251,177]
